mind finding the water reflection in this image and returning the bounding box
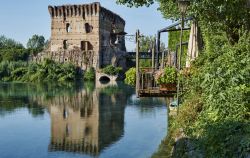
[0,82,132,156]
[44,84,130,156]
[0,82,167,158]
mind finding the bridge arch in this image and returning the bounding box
[99,75,110,82]
[96,72,119,83]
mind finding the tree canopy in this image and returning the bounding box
[116,0,154,7]
[117,0,250,44]
[27,35,45,49]
[139,35,165,52]
[0,35,24,49]
[0,35,29,62]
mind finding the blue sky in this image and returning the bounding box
[0,0,172,51]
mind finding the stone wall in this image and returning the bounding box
[99,7,126,68]
[47,2,127,71]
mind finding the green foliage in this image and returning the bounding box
[0,59,80,82]
[0,48,30,61]
[0,35,29,62]
[156,66,177,84]
[158,33,250,157]
[139,35,165,52]
[0,35,23,49]
[100,85,122,95]
[124,67,136,86]
[138,35,165,68]
[168,30,190,51]
[0,35,47,62]
[186,33,250,121]
[116,0,153,7]
[27,35,45,50]
[168,30,190,68]
[27,35,46,55]
[139,59,151,67]
[140,35,153,52]
[0,82,86,117]
[83,81,95,92]
[101,65,122,75]
[84,67,95,81]
[117,0,250,44]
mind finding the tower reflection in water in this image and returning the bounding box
[0,82,167,158]
[44,83,130,156]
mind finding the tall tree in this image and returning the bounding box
[0,35,24,49]
[27,35,45,49]
[139,35,165,52]
[0,36,28,61]
[137,35,166,67]
[117,0,250,44]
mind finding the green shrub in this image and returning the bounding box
[156,66,177,84]
[125,67,136,86]
[84,67,95,81]
[0,48,29,62]
[140,59,151,67]
[101,65,122,75]
[156,33,250,157]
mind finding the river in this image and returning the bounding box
[0,81,168,158]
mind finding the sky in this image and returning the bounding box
[0,0,172,51]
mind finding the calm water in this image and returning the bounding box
[0,82,168,158]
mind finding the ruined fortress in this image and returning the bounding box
[47,2,127,71]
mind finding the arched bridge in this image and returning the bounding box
[96,72,118,82]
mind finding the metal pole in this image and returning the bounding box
[136,30,140,98]
[177,14,184,114]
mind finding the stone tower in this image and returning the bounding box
[48,2,126,71]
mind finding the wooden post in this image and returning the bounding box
[141,73,144,89]
[161,50,165,69]
[136,30,140,98]
[152,37,155,70]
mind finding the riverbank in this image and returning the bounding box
[152,33,250,158]
[0,59,81,82]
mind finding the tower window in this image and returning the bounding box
[66,23,71,33]
[85,23,93,33]
[81,41,85,50]
[81,41,93,51]
[63,40,68,49]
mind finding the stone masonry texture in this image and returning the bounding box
[47,2,127,71]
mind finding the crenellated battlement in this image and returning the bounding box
[48,3,100,19]
[48,2,125,25]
